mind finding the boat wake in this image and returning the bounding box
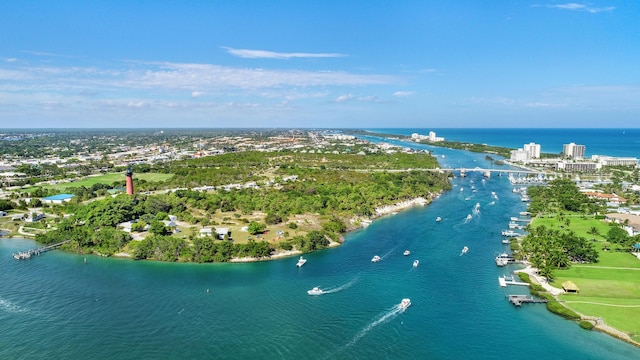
[0,297,28,314]
[344,303,404,349]
[380,247,396,260]
[322,278,358,294]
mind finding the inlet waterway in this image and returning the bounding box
[1,137,638,359]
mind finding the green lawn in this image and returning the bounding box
[40,173,174,191]
[533,213,640,337]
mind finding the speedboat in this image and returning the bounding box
[371,255,381,262]
[461,246,469,255]
[403,250,410,256]
[436,216,442,222]
[399,298,411,310]
[466,214,472,221]
[296,256,307,267]
[495,253,512,266]
[307,287,323,296]
[413,259,419,267]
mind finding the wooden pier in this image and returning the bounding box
[507,294,548,306]
[12,240,70,260]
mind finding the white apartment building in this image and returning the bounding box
[510,148,530,162]
[591,155,639,167]
[523,142,541,159]
[563,142,585,159]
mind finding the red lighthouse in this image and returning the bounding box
[125,168,134,195]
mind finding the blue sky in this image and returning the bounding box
[1,1,638,128]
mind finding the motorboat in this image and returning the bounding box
[436,216,442,222]
[466,214,472,221]
[413,259,419,267]
[371,255,381,262]
[403,250,410,256]
[307,287,324,296]
[502,238,511,244]
[495,252,512,266]
[461,246,469,255]
[399,298,411,310]
[296,256,307,267]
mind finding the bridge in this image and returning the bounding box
[440,167,550,177]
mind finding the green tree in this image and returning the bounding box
[247,221,266,235]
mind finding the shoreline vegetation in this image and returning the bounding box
[5,135,450,264]
[514,178,640,348]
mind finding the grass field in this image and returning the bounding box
[39,173,174,191]
[532,214,640,337]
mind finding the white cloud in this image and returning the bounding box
[394,91,415,97]
[223,47,347,59]
[536,3,615,13]
[335,94,354,103]
[191,91,205,98]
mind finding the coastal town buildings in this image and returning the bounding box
[411,132,444,142]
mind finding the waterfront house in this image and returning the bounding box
[215,227,231,240]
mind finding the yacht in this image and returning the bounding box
[461,246,469,255]
[495,253,512,266]
[307,287,324,296]
[403,250,410,256]
[436,216,442,222]
[371,255,381,262]
[399,298,411,310]
[296,256,307,267]
[413,259,419,267]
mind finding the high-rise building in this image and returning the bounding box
[523,142,541,159]
[563,143,585,159]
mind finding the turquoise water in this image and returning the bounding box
[1,139,639,359]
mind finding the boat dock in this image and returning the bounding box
[498,275,530,287]
[12,240,70,260]
[507,294,548,306]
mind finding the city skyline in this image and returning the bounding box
[1,1,639,128]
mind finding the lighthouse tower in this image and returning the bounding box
[125,168,134,195]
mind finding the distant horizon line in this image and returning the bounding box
[1,127,638,131]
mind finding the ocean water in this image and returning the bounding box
[1,132,639,359]
[368,128,640,158]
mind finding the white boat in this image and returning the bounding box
[495,253,512,266]
[466,214,472,221]
[413,259,419,267]
[436,216,442,222]
[371,255,381,262]
[307,287,324,296]
[461,246,469,255]
[399,298,411,310]
[510,217,519,221]
[296,256,307,267]
[403,250,410,256]
[502,238,511,244]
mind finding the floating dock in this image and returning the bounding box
[498,275,530,287]
[12,240,70,260]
